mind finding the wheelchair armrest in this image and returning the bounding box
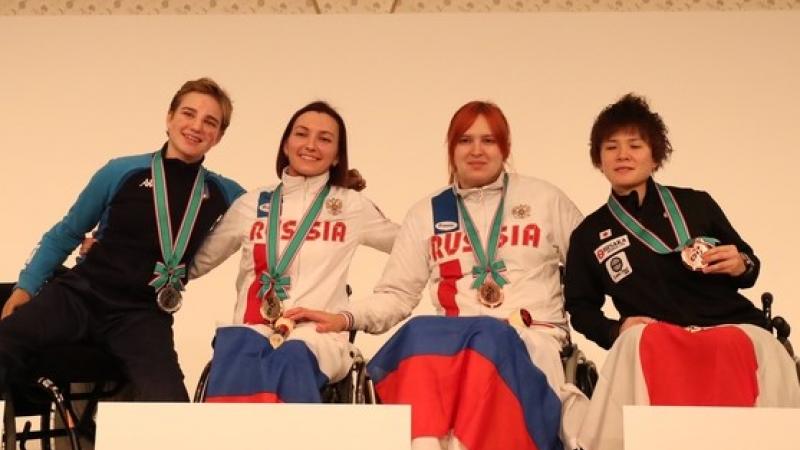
[773,316,791,341]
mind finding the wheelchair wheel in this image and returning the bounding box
[575,360,598,399]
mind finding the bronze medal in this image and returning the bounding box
[680,238,715,271]
[478,281,504,308]
[157,286,182,313]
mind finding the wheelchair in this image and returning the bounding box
[561,340,599,399]
[761,292,800,383]
[0,281,127,450]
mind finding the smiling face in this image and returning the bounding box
[282,111,340,178]
[599,127,657,198]
[451,114,506,189]
[165,92,223,163]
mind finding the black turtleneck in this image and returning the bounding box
[564,178,764,349]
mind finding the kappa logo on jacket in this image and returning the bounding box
[137,178,210,199]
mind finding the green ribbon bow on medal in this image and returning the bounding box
[148,151,206,293]
[257,272,291,301]
[471,260,509,289]
[607,183,719,254]
[456,173,510,290]
[150,261,187,292]
[258,182,331,303]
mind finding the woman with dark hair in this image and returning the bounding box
[189,101,398,403]
[564,93,800,450]
[288,101,587,450]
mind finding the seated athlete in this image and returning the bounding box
[190,101,398,402]
[564,93,800,450]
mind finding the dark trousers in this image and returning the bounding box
[0,273,189,401]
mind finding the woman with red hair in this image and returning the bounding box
[288,101,587,450]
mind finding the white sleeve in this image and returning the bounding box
[552,188,584,265]
[358,194,399,254]
[348,206,430,334]
[189,194,250,279]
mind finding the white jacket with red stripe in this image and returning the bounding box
[348,172,583,334]
[190,171,398,324]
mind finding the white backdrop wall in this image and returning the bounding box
[1,12,798,392]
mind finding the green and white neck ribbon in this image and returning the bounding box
[258,183,331,301]
[607,183,718,254]
[456,173,510,289]
[149,151,206,292]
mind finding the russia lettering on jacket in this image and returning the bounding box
[249,220,347,243]
[430,223,540,261]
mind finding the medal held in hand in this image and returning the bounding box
[456,174,510,308]
[148,152,206,314]
[257,182,331,322]
[680,237,716,271]
[607,183,719,272]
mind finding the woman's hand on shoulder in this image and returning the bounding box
[283,307,348,333]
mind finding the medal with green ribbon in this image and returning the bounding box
[606,183,719,271]
[456,173,509,308]
[149,151,207,313]
[258,183,331,322]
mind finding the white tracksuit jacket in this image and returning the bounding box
[190,171,398,381]
[347,172,582,333]
[346,172,588,449]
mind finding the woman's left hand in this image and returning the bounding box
[283,307,348,333]
[701,245,746,276]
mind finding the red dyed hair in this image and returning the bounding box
[446,101,511,183]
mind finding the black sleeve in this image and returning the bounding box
[702,192,760,288]
[564,225,620,350]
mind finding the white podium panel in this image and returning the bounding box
[96,403,410,450]
[624,405,800,450]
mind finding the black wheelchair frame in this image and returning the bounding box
[0,282,127,450]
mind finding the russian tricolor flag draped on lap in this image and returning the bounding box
[368,316,563,450]
[204,326,328,403]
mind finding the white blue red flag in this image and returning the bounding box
[204,326,328,403]
[368,316,563,450]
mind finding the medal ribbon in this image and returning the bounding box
[257,183,331,301]
[606,183,718,254]
[148,151,206,292]
[456,173,509,289]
